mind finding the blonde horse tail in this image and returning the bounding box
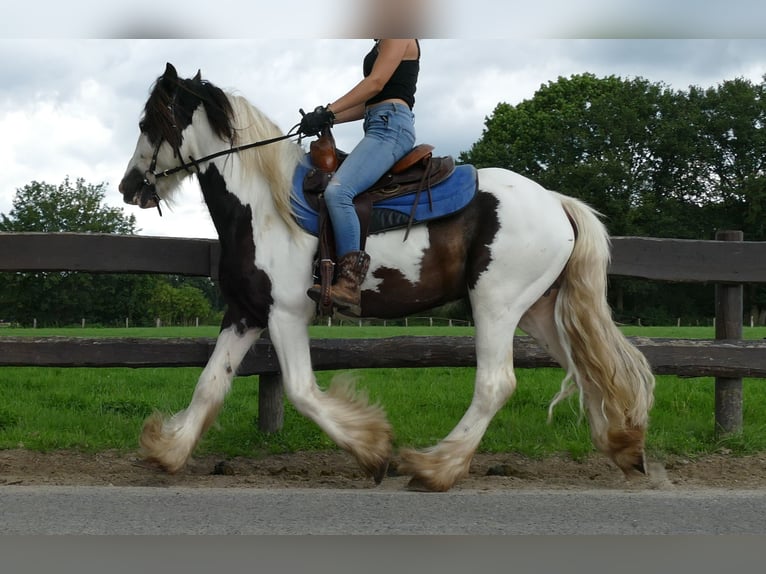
[551,194,655,475]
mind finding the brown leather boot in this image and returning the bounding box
[329,251,370,314]
[307,251,370,316]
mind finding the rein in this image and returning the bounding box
[143,122,302,216]
[145,126,301,183]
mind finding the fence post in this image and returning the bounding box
[714,230,744,436]
[257,332,284,433]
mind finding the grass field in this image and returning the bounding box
[3,324,766,339]
[1,325,765,460]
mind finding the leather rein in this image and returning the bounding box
[142,112,302,216]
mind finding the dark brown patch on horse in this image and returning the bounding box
[360,191,500,318]
[198,165,273,332]
[466,191,500,289]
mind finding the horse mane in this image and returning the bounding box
[143,74,236,145]
[143,74,303,235]
[224,94,304,235]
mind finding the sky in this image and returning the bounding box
[2,3,766,239]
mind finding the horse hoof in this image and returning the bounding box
[372,458,390,485]
[405,475,450,492]
[406,477,434,492]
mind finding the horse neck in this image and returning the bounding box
[194,160,282,251]
[194,97,304,238]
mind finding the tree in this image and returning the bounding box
[695,77,766,323]
[460,73,709,238]
[459,73,766,324]
[693,78,766,239]
[0,177,156,326]
[0,177,225,327]
[147,281,212,326]
[0,177,137,234]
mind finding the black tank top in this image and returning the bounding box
[363,40,420,109]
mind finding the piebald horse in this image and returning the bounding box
[119,63,655,491]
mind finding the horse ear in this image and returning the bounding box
[162,62,179,86]
[193,69,202,82]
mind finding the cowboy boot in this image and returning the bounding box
[329,251,370,315]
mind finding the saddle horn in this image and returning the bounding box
[310,127,339,173]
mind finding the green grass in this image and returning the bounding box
[0,324,477,339]
[4,324,765,340]
[1,325,765,460]
[2,365,765,460]
[619,325,766,340]
[0,326,222,338]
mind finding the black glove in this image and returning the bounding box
[299,105,335,137]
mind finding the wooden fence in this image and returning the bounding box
[2,231,766,434]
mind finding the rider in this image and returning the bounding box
[300,39,420,314]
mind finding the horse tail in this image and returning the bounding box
[550,194,655,475]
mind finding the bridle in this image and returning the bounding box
[141,91,301,216]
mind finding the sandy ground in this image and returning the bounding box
[2,449,765,490]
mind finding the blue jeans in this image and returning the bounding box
[324,102,416,257]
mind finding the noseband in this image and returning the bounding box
[141,95,301,216]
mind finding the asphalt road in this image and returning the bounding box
[2,485,765,534]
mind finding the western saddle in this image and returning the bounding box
[304,127,455,314]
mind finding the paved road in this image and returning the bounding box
[2,485,765,534]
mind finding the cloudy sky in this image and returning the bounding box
[2,4,766,239]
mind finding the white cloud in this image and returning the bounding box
[3,38,766,240]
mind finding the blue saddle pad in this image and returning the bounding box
[290,154,478,236]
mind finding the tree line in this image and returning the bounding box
[459,73,766,325]
[0,178,223,327]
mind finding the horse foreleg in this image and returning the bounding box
[268,312,393,483]
[139,325,261,473]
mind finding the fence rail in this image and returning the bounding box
[1,335,766,378]
[2,231,766,434]
[3,232,766,281]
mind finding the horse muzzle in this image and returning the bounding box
[119,169,160,209]
[137,184,161,209]
[121,186,159,210]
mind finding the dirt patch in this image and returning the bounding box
[2,449,766,490]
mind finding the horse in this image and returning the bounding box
[119,63,655,491]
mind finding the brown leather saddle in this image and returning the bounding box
[304,127,455,314]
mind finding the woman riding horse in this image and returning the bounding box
[119,62,655,492]
[301,39,420,315]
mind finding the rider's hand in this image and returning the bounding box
[299,105,335,137]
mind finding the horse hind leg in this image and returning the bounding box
[557,200,654,477]
[398,303,523,492]
[139,325,260,473]
[520,287,652,478]
[398,366,517,492]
